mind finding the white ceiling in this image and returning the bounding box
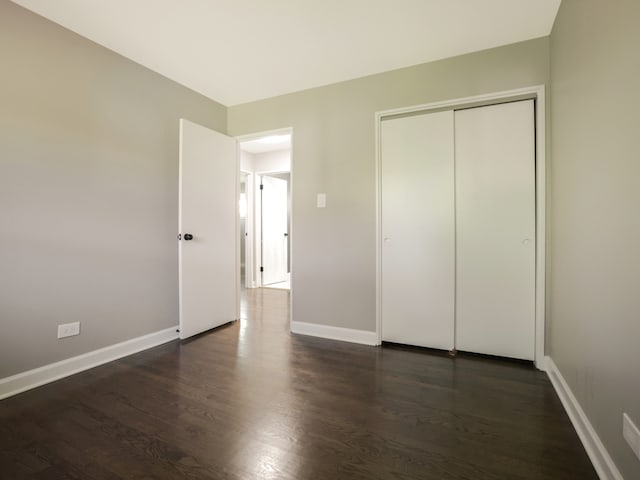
[11,0,561,106]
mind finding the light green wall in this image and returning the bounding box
[0,1,227,377]
[229,38,550,333]
[550,1,640,478]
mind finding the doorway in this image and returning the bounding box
[238,131,292,291]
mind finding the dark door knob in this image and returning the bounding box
[184,233,194,241]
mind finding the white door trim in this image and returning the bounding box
[375,85,547,370]
[235,127,293,143]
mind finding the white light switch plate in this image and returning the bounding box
[623,413,640,461]
[58,322,81,339]
[317,193,326,208]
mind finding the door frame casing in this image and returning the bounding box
[235,128,294,322]
[236,128,292,289]
[374,85,547,370]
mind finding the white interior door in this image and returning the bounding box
[381,110,455,349]
[179,119,238,340]
[261,175,288,285]
[454,100,536,360]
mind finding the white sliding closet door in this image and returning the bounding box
[454,100,535,360]
[381,111,455,349]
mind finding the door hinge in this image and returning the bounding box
[260,266,264,272]
[259,184,264,190]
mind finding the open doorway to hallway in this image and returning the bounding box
[238,131,292,292]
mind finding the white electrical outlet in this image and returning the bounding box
[57,322,80,339]
[623,413,640,461]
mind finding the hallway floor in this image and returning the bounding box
[0,288,597,479]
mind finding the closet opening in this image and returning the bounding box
[375,86,547,370]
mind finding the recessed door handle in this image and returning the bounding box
[184,233,194,241]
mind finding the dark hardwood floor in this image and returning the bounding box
[1,288,597,479]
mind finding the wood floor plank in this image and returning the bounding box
[0,288,597,479]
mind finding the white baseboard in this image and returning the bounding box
[0,326,179,400]
[535,355,548,372]
[546,356,624,480]
[291,321,378,346]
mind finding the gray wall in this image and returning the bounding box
[228,38,550,333]
[3,2,637,475]
[0,1,227,378]
[550,1,640,478]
